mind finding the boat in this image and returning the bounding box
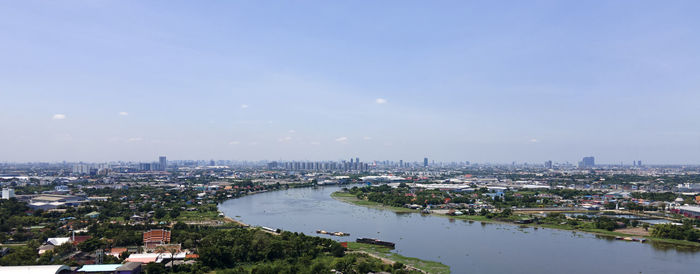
[356,238,396,248]
[316,230,350,236]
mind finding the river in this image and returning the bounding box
[218,185,700,273]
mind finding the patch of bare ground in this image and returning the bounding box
[616,227,650,236]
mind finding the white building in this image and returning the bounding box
[2,188,15,199]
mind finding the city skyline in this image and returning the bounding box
[0,156,678,167]
[2,1,700,163]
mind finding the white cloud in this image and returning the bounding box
[529,138,539,143]
[118,112,129,116]
[52,114,66,120]
[375,98,387,104]
[241,104,249,109]
[288,129,296,134]
[363,136,372,140]
[228,141,240,145]
[335,136,348,143]
[278,136,292,142]
[127,137,143,142]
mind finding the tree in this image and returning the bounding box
[499,208,512,217]
[78,237,104,252]
[156,245,181,273]
[145,262,166,274]
[168,210,180,219]
[120,250,131,260]
[154,208,167,219]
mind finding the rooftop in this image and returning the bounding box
[77,264,122,272]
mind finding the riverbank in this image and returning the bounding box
[218,194,444,272]
[346,242,450,274]
[331,191,700,249]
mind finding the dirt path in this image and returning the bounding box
[346,250,427,273]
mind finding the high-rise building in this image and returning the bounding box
[580,157,595,168]
[72,164,91,174]
[424,157,428,167]
[159,156,167,171]
[139,163,151,171]
[544,160,553,169]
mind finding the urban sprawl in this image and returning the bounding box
[1,156,699,273]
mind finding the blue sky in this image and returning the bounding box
[1,1,699,164]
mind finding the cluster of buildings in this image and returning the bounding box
[267,157,370,172]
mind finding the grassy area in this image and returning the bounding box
[177,210,222,221]
[219,253,418,274]
[347,242,450,274]
[331,192,417,213]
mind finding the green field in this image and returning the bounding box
[177,210,222,221]
[347,242,450,274]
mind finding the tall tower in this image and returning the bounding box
[159,156,167,171]
[424,157,428,167]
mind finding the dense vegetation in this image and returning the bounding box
[651,223,700,242]
[197,228,406,273]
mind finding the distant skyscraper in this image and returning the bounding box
[544,160,553,169]
[139,163,151,171]
[637,160,642,167]
[159,156,167,171]
[424,157,428,167]
[580,156,595,168]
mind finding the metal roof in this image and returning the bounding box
[0,265,72,274]
[77,264,122,272]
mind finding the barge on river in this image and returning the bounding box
[356,238,396,248]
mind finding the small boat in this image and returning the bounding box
[317,230,350,236]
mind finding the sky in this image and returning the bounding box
[1,1,699,164]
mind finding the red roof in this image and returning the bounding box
[143,229,171,244]
[72,235,92,245]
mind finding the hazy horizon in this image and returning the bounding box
[2,1,699,164]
